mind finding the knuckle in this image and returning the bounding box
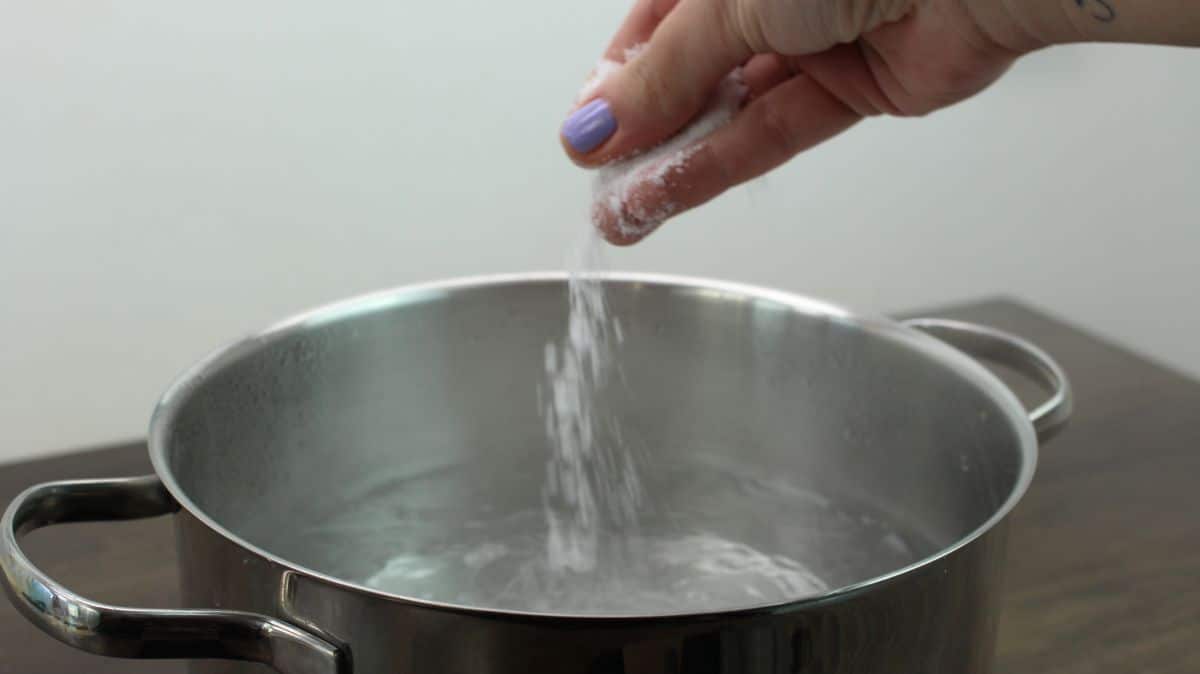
[935,60,994,96]
[894,101,935,118]
[650,0,678,21]
[829,0,915,44]
[755,101,802,155]
[828,0,863,44]
[724,0,768,52]
[917,62,998,111]
[623,59,680,118]
[691,141,735,191]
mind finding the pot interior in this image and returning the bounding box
[153,276,1033,616]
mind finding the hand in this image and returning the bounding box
[559,0,1042,244]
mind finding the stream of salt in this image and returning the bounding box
[541,227,643,573]
[541,52,748,574]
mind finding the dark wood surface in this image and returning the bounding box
[1,299,1197,673]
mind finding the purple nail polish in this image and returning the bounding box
[562,99,617,154]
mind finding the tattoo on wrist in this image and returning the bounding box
[1075,0,1116,23]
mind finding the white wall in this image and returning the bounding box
[2,1,1197,464]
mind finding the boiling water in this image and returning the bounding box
[257,450,939,615]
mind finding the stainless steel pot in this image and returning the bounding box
[1,274,1071,674]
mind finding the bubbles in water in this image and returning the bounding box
[341,455,935,615]
[365,528,827,614]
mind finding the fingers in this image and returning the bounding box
[592,74,861,245]
[740,54,793,101]
[785,43,903,117]
[574,0,682,106]
[602,0,681,62]
[561,0,755,162]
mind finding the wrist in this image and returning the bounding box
[1002,0,1200,48]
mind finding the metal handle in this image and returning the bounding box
[0,475,347,674]
[903,318,1073,441]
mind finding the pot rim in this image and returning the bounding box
[148,271,1038,621]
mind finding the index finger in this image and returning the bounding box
[593,74,861,245]
[603,0,682,62]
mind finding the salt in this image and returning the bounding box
[540,48,748,577]
[579,50,748,237]
[541,227,643,573]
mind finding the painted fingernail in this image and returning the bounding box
[561,99,617,154]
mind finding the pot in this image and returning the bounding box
[1,274,1070,674]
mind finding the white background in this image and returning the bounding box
[1,1,1197,464]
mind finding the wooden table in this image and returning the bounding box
[2,299,1197,673]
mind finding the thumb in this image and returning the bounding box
[561,0,754,165]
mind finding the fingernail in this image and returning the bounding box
[562,99,617,154]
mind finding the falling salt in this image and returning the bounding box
[541,227,643,573]
[541,47,748,577]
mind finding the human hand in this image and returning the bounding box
[558,0,1155,244]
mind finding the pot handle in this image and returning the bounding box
[903,318,1073,441]
[0,475,348,674]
